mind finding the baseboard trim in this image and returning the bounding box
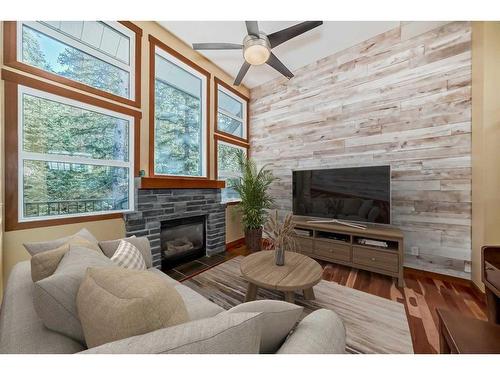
[226,237,245,251]
[470,280,486,303]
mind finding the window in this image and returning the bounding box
[8,21,140,105]
[215,78,248,141]
[216,137,248,202]
[17,85,135,222]
[151,39,209,178]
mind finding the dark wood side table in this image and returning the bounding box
[482,246,500,324]
[438,309,500,354]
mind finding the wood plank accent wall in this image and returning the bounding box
[249,22,472,278]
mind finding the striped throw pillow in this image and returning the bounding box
[110,240,147,270]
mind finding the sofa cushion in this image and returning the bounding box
[277,309,346,354]
[77,266,189,348]
[23,228,98,256]
[30,236,102,282]
[143,268,225,320]
[33,246,114,343]
[0,261,86,354]
[225,300,303,353]
[99,236,152,268]
[173,284,226,320]
[81,312,262,354]
[110,240,147,270]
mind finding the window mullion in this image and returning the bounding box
[218,108,243,122]
[20,151,131,169]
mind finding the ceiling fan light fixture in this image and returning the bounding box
[243,34,270,65]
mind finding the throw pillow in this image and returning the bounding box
[224,300,303,353]
[24,228,98,256]
[99,236,152,268]
[110,240,147,270]
[33,246,115,343]
[77,266,189,348]
[30,236,102,282]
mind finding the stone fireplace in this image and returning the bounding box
[123,187,226,268]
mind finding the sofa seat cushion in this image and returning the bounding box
[30,236,102,282]
[173,284,225,321]
[99,236,152,268]
[77,266,189,348]
[23,228,98,256]
[81,312,262,354]
[146,268,225,320]
[0,261,85,354]
[33,247,115,343]
[224,300,303,353]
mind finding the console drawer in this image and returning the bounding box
[294,236,313,254]
[352,246,398,273]
[314,240,350,262]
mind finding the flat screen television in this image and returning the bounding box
[293,166,391,224]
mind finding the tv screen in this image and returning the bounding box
[293,166,391,224]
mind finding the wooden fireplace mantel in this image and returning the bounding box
[139,177,226,189]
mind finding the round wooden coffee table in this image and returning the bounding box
[240,250,323,303]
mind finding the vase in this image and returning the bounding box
[275,247,285,266]
[245,227,263,252]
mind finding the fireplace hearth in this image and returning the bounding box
[161,215,206,270]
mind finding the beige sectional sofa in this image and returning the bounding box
[0,235,346,354]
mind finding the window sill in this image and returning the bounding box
[5,212,123,232]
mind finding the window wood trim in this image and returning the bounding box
[148,34,211,180]
[3,21,143,108]
[2,70,142,231]
[214,133,249,188]
[214,76,250,143]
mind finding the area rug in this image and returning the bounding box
[182,256,414,354]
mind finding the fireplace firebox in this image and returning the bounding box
[161,215,206,270]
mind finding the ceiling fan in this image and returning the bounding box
[192,21,323,86]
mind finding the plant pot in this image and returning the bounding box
[245,227,263,252]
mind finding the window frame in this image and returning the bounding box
[148,35,211,180]
[3,21,142,108]
[214,77,249,143]
[214,133,250,204]
[2,69,142,231]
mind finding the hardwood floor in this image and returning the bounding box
[179,244,487,354]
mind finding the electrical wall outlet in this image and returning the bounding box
[464,261,471,273]
[410,246,419,256]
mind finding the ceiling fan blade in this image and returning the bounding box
[266,52,294,79]
[267,21,323,48]
[192,43,243,50]
[245,21,260,36]
[234,61,251,86]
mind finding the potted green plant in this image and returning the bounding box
[233,152,277,252]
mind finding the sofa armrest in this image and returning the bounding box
[277,309,346,354]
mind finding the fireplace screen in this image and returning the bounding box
[161,215,206,269]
